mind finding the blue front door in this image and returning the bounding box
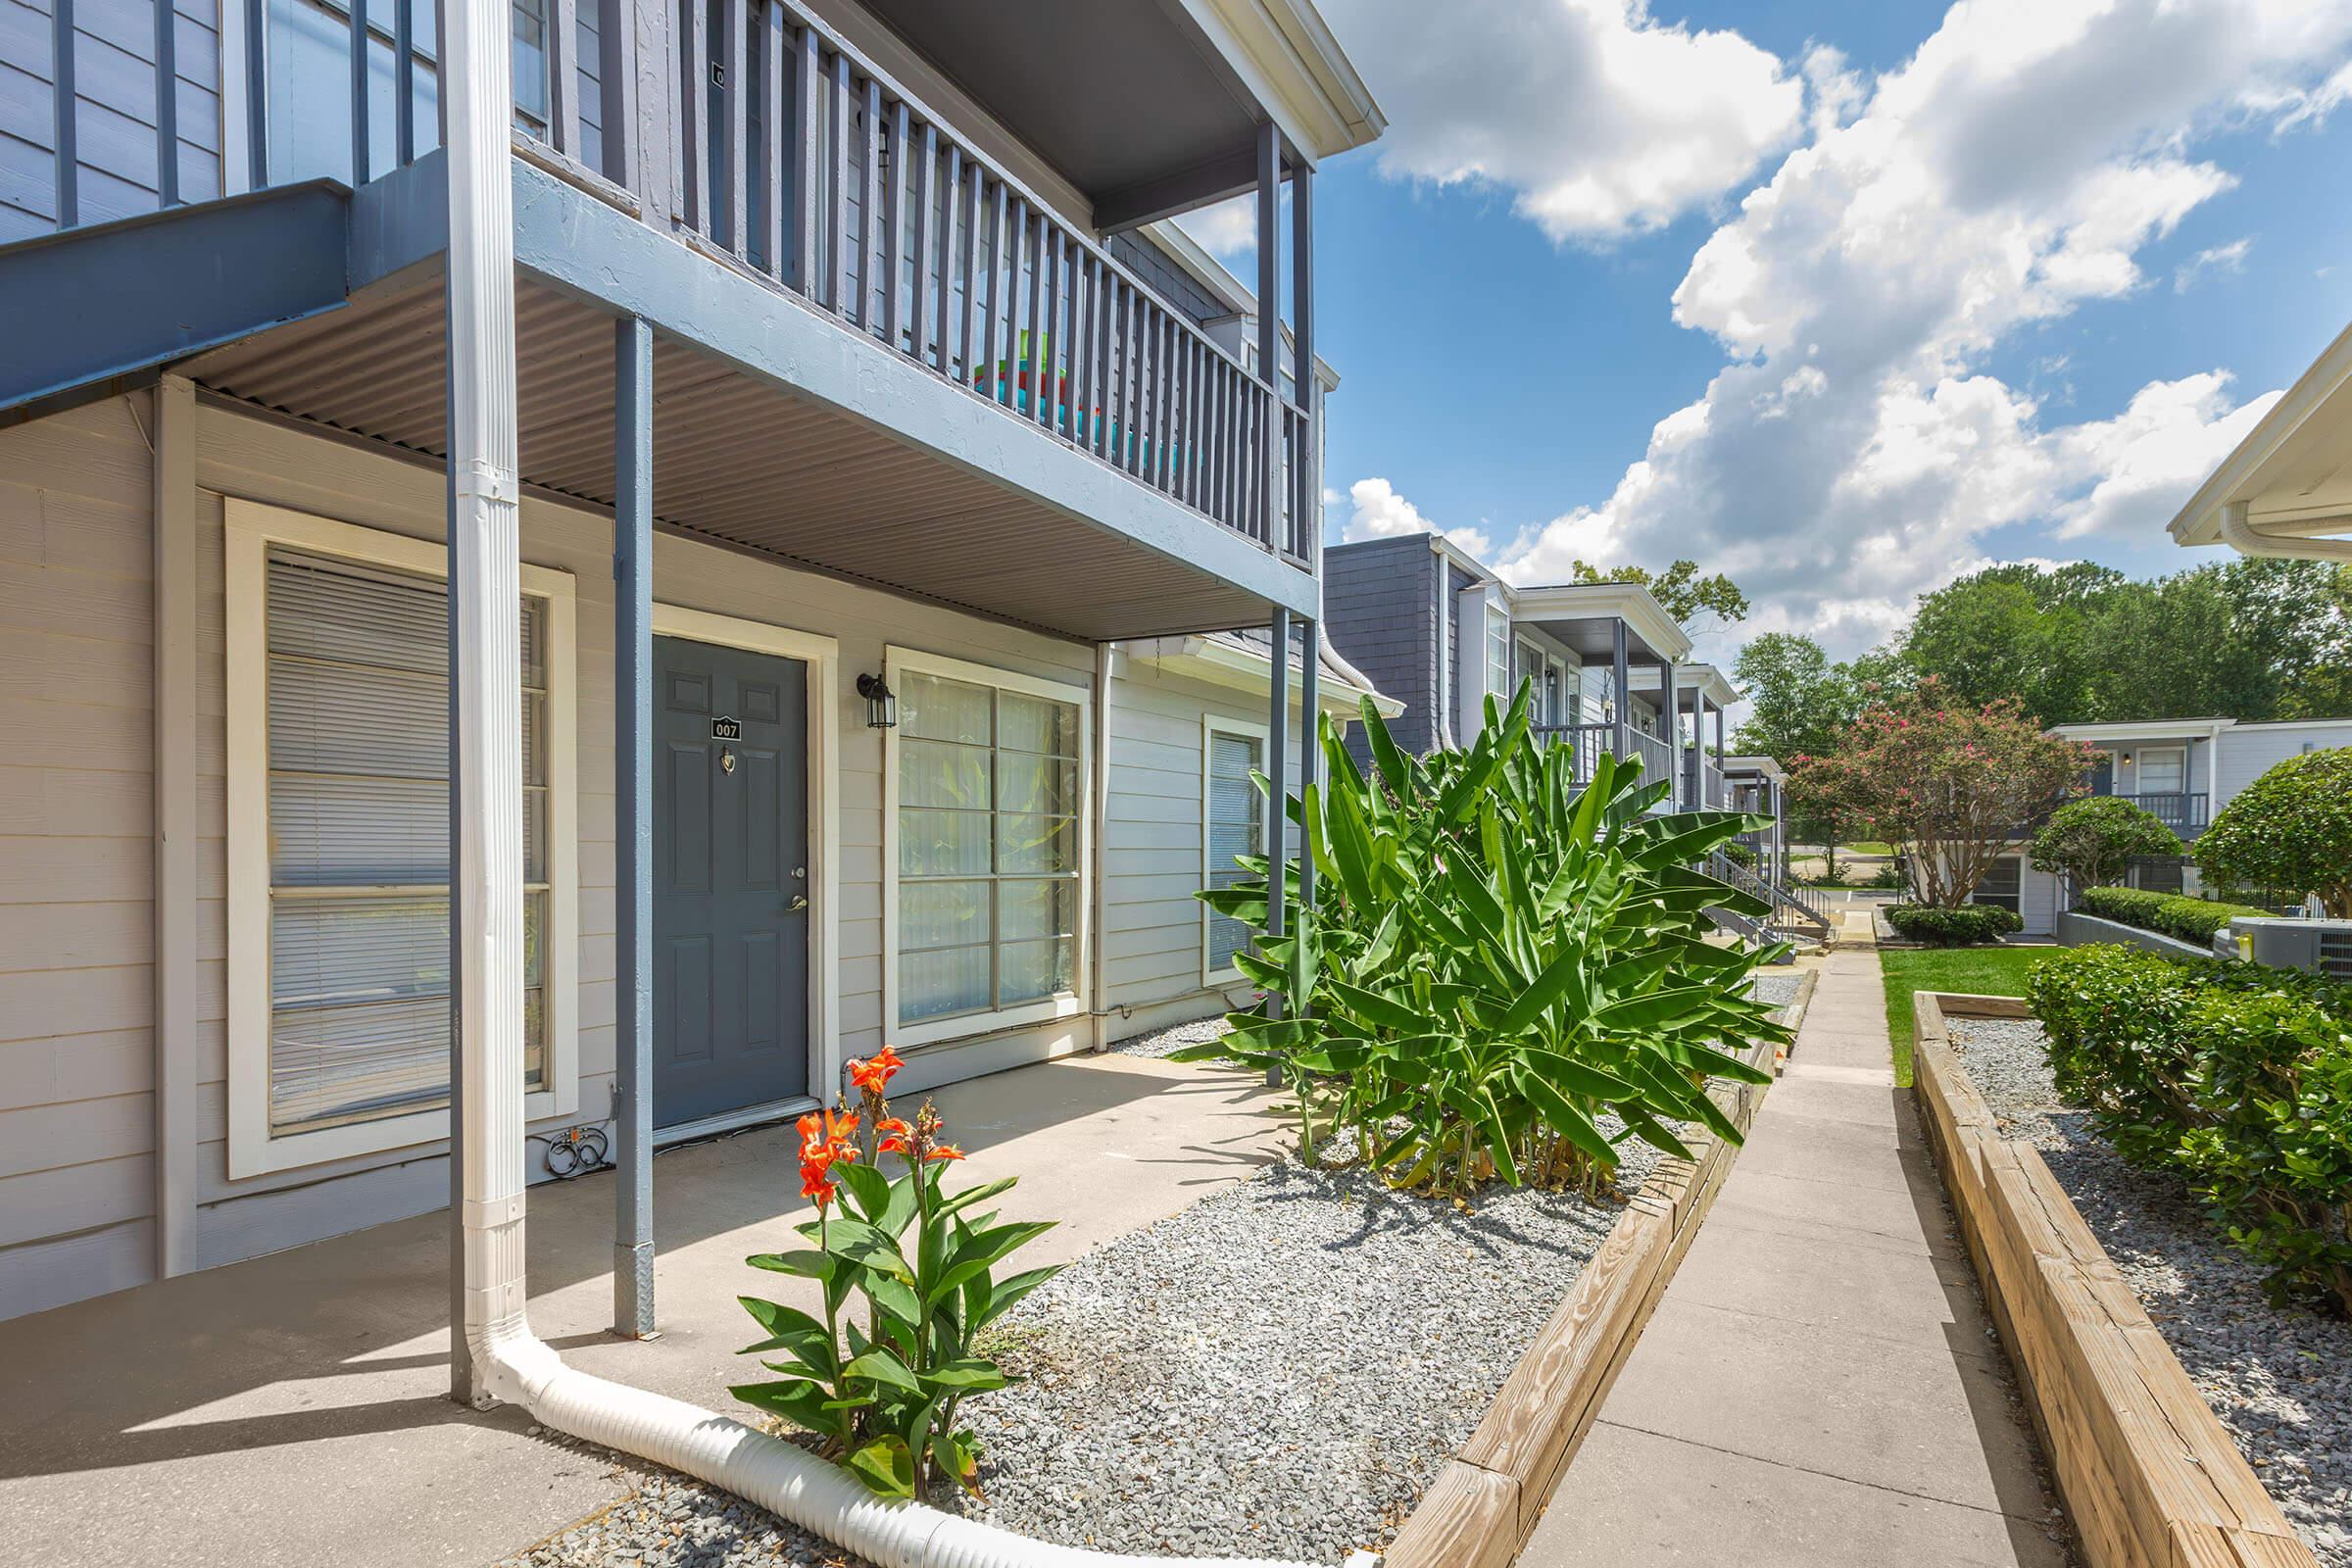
[653,635,810,1128]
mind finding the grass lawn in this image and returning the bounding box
[1879,945,2064,1086]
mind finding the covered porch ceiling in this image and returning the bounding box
[1511,581,1691,667]
[843,0,1384,228]
[181,270,1290,642]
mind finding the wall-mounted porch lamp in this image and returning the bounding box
[857,673,898,730]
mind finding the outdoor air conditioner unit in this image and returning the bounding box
[2225,917,2352,981]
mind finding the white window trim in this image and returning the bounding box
[881,645,1094,1050]
[225,500,579,1179]
[2132,743,2189,795]
[650,602,843,1121]
[1200,713,1270,989]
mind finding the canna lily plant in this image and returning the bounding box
[1180,684,1791,1200]
[732,1046,1057,1499]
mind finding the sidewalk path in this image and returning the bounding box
[1518,931,2073,1566]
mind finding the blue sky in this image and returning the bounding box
[1183,0,2352,671]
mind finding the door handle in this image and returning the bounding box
[787,895,809,914]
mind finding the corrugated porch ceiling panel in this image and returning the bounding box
[184,278,1275,641]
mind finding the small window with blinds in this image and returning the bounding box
[1204,726,1264,978]
[263,548,548,1137]
[895,665,1084,1032]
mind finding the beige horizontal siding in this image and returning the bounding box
[0,395,158,1320]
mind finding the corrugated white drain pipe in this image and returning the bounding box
[476,1319,1314,1568]
[438,0,1316,1559]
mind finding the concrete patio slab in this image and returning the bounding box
[0,1052,1284,1568]
[1520,945,2072,1567]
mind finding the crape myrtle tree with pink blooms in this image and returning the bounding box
[1785,677,2095,908]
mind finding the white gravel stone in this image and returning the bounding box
[1949,1016,2352,1566]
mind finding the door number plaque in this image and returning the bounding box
[711,715,742,740]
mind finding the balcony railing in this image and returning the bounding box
[1535,722,1678,800]
[2104,790,2209,831]
[24,0,1315,566]
[1685,750,1725,810]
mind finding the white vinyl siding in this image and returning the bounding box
[1202,724,1263,980]
[886,650,1090,1046]
[258,549,550,1135]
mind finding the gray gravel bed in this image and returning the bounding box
[1110,1013,1237,1059]
[1948,1017,2352,1565]
[1750,971,1803,1012]
[493,1432,867,1568]
[936,1149,1657,1561]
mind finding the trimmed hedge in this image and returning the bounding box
[1885,903,2022,946]
[2075,884,2271,946]
[2027,945,2352,1316]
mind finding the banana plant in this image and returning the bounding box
[1181,684,1791,1199]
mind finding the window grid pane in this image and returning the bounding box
[264,549,549,1136]
[897,672,1082,1027]
[1205,731,1262,973]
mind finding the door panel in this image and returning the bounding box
[653,635,810,1127]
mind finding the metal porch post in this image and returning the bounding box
[1660,662,1679,808]
[1611,618,1631,782]
[612,316,656,1338]
[1264,605,1290,1026]
[1712,702,1726,808]
[1256,122,1281,546]
[1298,617,1318,924]
[445,0,522,1410]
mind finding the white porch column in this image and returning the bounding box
[444,0,524,1408]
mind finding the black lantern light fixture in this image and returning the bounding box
[857,672,898,730]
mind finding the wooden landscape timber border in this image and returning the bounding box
[1910,991,2321,1568]
[1382,1018,1788,1568]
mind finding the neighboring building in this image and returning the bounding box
[1971,717,2352,935]
[0,0,1385,1320]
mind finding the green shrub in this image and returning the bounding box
[2075,884,2270,947]
[1179,686,1787,1200]
[1885,903,2022,946]
[2026,946,2352,1315]
[1723,841,1759,870]
[2195,748,2352,918]
[2029,796,2182,889]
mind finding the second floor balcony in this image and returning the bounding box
[5,0,1382,639]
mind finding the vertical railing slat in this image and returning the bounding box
[981,179,1004,402]
[1023,206,1046,428]
[721,0,746,254]
[858,75,880,329]
[1054,230,1073,438]
[1093,267,1113,460]
[761,0,785,276]
[1043,226,1064,433]
[1004,199,1026,408]
[1155,313,1175,492]
[885,100,909,352]
[955,151,976,383]
[551,0,581,161]
[1186,338,1203,510]
[348,0,368,186]
[1125,285,1145,474]
[792,23,819,294]
[910,119,935,368]
[247,0,269,188]
[394,0,417,168]
[153,0,178,204]
[598,0,635,188]
[827,50,850,312]
[681,0,709,232]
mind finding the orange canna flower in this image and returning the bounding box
[848,1045,906,1095]
[874,1116,913,1155]
[801,1156,839,1207]
[925,1144,966,1163]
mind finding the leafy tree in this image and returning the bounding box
[2029,797,2182,890]
[1786,677,2095,906]
[1730,631,1889,877]
[2195,749,2352,918]
[1568,559,1749,631]
[1897,559,2352,725]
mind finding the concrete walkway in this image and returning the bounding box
[1520,930,2072,1567]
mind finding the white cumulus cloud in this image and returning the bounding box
[1342,477,1496,559]
[1320,0,1807,242]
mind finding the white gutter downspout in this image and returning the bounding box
[2218,500,2352,562]
[1090,640,1115,1051]
[440,1,1311,1558]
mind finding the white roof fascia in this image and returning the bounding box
[1123,636,1403,718]
[1506,581,1694,662]
[1632,662,1740,708]
[1170,0,1386,166]
[2051,718,2235,743]
[2169,318,2352,548]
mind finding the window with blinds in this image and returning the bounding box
[264,549,548,1136]
[896,668,1081,1027]
[1485,606,1509,707]
[1204,729,1264,976]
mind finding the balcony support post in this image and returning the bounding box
[1298,615,1318,930]
[1661,661,1679,809]
[1256,122,1280,546]
[612,315,657,1339]
[1264,604,1291,1084]
[1292,162,1314,564]
[1611,617,1631,785]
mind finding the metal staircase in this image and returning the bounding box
[1706,851,1836,945]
